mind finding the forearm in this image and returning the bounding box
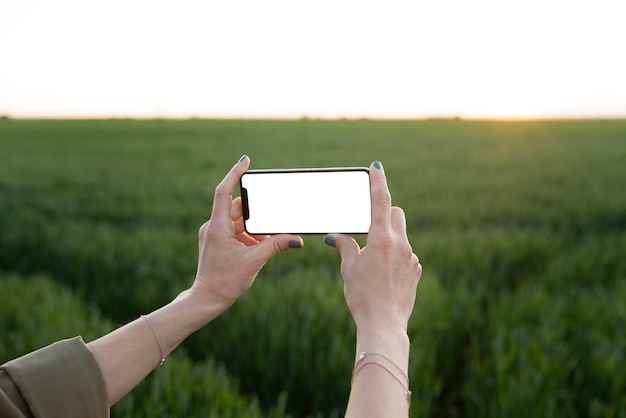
[82,158,299,408]
[87,290,226,406]
[345,324,411,418]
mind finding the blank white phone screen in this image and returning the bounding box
[240,169,371,234]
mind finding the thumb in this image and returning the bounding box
[250,234,304,262]
[324,234,360,261]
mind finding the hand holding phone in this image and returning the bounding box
[240,168,371,234]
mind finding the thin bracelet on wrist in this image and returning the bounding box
[352,351,411,405]
[140,314,166,366]
[355,351,409,384]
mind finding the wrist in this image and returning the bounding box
[356,324,410,351]
[171,288,228,330]
[355,322,410,371]
[354,314,409,345]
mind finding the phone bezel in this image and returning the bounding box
[239,167,371,235]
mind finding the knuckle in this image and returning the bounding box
[198,221,209,238]
[372,188,392,206]
[370,217,389,231]
[370,233,394,250]
[271,239,284,257]
[390,205,404,215]
[214,183,229,198]
[398,241,414,258]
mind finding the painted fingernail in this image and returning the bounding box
[288,240,302,249]
[373,161,383,170]
[238,155,247,163]
[324,236,336,247]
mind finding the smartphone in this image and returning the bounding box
[240,167,371,234]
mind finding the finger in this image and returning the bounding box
[324,234,360,261]
[234,216,269,241]
[368,161,392,236]
[251,234,270,241]
[235,231,261,246]
[211,155,250,224]
[234,216,246,235]
[250,234,304,261]
[198,220,210,251]
[234,216,268,242]
[390,206,408,239]
[231,197,243,221]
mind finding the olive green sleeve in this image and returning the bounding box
[0,337,109,418]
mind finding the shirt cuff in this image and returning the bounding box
[2,337,108,418]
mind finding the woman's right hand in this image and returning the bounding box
[325,161,422,336]
[326,161,422,417]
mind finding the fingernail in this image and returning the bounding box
[373,161,383,170]
[238,155,247,163]
[288,240,302,249]
[324,236,336,247]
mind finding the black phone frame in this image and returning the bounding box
[239,167,370,235]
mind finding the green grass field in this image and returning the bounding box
[1,119,625,417]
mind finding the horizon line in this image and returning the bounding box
[2,115,626,122]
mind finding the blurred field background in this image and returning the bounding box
[1,118,625,417]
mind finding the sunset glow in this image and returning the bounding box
[1,0,625,119]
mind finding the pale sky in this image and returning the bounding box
[1,0,625,119]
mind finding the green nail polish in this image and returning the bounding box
[288,240,302,249]
[324,236,336,247]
